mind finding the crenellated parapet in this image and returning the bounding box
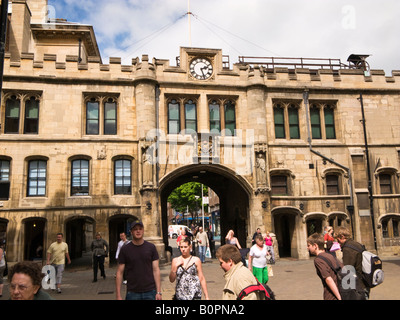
[3,50,400,91]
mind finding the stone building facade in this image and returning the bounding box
[0,0,399,264]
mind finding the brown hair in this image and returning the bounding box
[307,233,325,250]
[216,244,242,264]
[334,227,351,240]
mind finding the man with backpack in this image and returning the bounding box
[307,233,342,300]
[216,244,268,300]
[335,227,371,300]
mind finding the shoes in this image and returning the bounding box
[57,288,61,294]
[92,279,97,283]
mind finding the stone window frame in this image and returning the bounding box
[112,155,134,196]
[380,214,400,239]
[0,157,12,200]
[207,96,237,136]
[25,156,49,197]
[309,101,337,140]
[272,100,301,140]
[321,167,347,195]
[1,91,42,135]
[69,156,92,197]
[166,95,199,135]
[374,167,399,195]
[83,93,119,136]
[270,168,296,196]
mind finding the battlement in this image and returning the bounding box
[3,51,400,89]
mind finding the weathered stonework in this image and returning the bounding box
[0,0,399,264]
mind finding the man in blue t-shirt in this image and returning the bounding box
[116,220,162,300]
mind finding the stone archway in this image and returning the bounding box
[272,206,304,259]
[159,164,253,252]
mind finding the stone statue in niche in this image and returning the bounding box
[256,152,267,187]
[142,146,154,187]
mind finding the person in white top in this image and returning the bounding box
[248,234,269,284]
[116,232,129,259]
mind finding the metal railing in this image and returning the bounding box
[237,56,351,70]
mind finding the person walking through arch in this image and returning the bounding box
[169,237,209,300]
[116,220,162,300]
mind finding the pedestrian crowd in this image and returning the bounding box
[0,222,379,301]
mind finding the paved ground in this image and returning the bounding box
[2,253,400,301]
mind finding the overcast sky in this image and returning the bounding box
[49,0,400,74]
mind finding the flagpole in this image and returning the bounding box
[188,0,192,46]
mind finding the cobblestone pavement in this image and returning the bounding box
[2,256,400,300]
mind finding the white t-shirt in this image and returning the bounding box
[249,244,268,268]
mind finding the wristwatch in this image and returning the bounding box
[157,292,162,295]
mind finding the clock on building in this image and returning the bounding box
[189,57,213,80]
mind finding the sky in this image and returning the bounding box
[49,0,400,74]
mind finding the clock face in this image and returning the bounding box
[189,58,213,80]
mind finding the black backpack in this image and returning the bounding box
[317,255,365,300]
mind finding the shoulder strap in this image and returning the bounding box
[237,271,270,300]
[342,242,365,253]
[316,254,341,275]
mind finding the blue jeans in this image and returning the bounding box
[198,246,206,263]
[126,290,156,300]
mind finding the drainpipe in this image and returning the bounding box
[359,93,378,251]
[303,90,355,236]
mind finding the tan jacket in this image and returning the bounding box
[222,262,264,300]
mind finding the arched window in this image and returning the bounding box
[24,96,40,134]
[168,99,180,134]
[184,99,197,133]
[0,159,10,200]
[27,160,47,196]
[224,100,236,136]
[5,95,20,134]
[71,159,89,196]
[381,215,400,238]
[114,159,132,195]
[209,100,221,133]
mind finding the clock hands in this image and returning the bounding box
[200,66,208,79]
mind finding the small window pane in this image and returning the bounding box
[185,100,197,133]
[5,97,20,133]
[104,101,117,135]
[310,107,321,139]
[274,107,285,139]
[288,106,300,139]
[224,101,236,136]
[168,100,180,134]
[324,108,336,139]
[209,101,221,133]
[86,101,99,135]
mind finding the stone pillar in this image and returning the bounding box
[134,55,165,261]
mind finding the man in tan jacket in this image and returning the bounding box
[216,244,264,300]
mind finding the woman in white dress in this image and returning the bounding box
[169,238,209,300]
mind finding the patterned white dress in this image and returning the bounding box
[174,259,202,300]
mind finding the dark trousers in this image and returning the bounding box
[93,255,105,280]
